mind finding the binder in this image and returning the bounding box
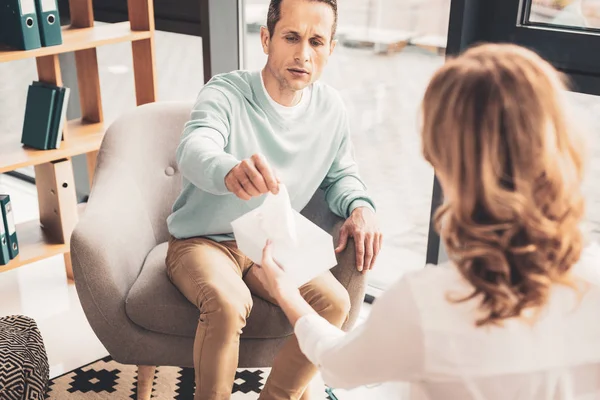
[31,81,59,149]
[0,211,10,266]
[31,81,69,149]
[34,0,62,47]
[49,85,69,149]
[21,83,57,150]
[0,0,42,50]
[0,195,19,260]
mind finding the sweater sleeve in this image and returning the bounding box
[176,86,241,195]
[294,276,424,389]
[319,109,376,218]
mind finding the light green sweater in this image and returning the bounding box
[167,70,375,242]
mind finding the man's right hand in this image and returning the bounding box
[225,154,280,200]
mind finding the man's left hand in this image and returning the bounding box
[335,207,382,273]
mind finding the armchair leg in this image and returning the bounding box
[137,365,156,400]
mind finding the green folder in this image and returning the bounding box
[32,81,69,149]
[0,0,42,50]
[47,85,68,149]
[0,210,10,266]
[0,195,19,260]
[34,0,62,47]
[21,84,57,150]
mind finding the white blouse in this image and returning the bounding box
[295,244,600,399]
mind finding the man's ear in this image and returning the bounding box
[260,26,270,55]
[330,38,338,56]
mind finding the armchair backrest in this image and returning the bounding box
[90,100,342,246]
[92,101,192,244]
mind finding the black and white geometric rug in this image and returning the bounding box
[44,356,334,399]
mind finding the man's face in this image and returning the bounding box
[261,0,337,92]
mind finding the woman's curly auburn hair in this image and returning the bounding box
[421,43,587,327]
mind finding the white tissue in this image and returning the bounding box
[258,185,298,247]
[231,184,337,287]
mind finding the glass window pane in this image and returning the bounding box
[244,0,451,291]
[528,0,600,30]
[569,91,600,243]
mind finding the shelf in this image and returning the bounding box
[0,204,87,273]
[0,22,152,63]
[0,219,67,273]
[0,119,105,174]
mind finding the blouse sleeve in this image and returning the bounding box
[294,275,424,389]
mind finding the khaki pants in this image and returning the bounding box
[165,236,351,400]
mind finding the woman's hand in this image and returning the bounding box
[255,240,317,327]
[255,240,298,302]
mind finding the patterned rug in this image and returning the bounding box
[45,356,334,399]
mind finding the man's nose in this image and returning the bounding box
[294,41,310,63]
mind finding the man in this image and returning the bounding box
[166,0,382,398]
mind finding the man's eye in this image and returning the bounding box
[311,39,323,46]
[286,36,298,42]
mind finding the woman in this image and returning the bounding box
[255,43,600,399]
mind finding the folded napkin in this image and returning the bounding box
[231,185,337,287]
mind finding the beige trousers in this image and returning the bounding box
[165,236,350,400]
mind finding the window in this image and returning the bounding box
[528,0,600,30]
[570,91,600,242]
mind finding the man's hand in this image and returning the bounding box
[335,207,382,273]
[225,154,279,200]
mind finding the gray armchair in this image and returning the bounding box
[70,101,366,398]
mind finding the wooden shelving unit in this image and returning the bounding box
[0,22,152,63]
[0,0,157,280]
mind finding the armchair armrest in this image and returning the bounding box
[301,190,366,331]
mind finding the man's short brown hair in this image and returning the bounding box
[267,0,338,39]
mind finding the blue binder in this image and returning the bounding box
[21,83,57,150]
[0,212,10,266]
[0,0,42,50]
[0,195,19,260]
[31,81,70,149]
[34,0,62,46]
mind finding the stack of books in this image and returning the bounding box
[0,195,19,266]
[21,81,70,150]
[0,0,63,51]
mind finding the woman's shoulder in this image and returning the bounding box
[393,262,483,326]
[397,244,600,321]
